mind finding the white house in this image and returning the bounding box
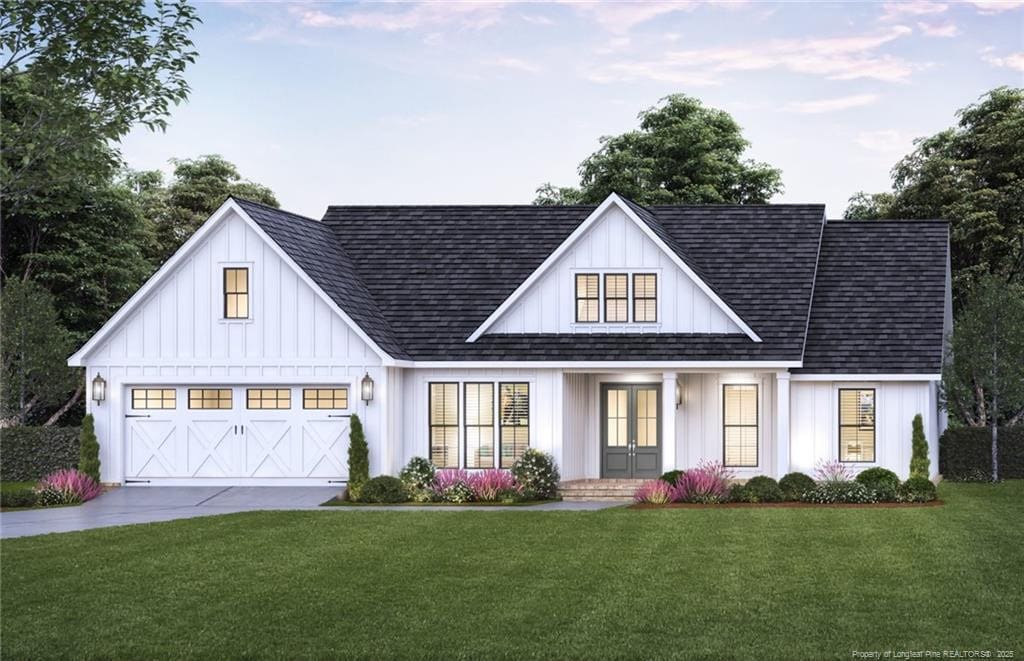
[68,193,951,487]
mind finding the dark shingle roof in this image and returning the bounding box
[795,219,948,374]
[234,198,409,359]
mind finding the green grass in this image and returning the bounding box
[2,482,1022,659]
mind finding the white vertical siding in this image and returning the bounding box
[561,373,591,480]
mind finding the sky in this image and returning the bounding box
[119,0,1024,218]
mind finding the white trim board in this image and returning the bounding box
[790,373,940,382]
[465,193,761,343]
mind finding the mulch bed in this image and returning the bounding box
[630,500,944,509]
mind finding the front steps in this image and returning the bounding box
[559,479,645,502]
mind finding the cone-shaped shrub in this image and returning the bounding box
[347,414,369,500]
[79,414,101,483]
[910,414,930,479]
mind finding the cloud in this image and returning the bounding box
[917,20,959,37]
[981,49,1024,71]
[588,26,924,84]
[379,114,444,129]
[857,129,911,153]
[491,57,542,73]
[880,1,947,20]
[963,0,1024,13]
[785,93,880,114]
[519,13,554,26]
[569,1,698,33]
[293,2,508,31]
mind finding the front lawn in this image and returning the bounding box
[2,482,1022,659]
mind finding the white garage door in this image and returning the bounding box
[124,385,351,485]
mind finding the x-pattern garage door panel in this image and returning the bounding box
[303,419,349,478]
[188,420,237,478]
[127,419,179,478]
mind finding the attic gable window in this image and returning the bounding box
[575,274,599,323]
[634,274,657,322]
[605,274,628,323]
[223,267,249,319]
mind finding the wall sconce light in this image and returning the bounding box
[675,380,682,409]
[360,372,374,404]
[92,373,107,405]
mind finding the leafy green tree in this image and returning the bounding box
[535,94,783,206]
[844,87,1024,302]
[909,414,930,479]
[79,414,101,482]
[347,414,369,501]
[1,279,77,426]
[941,276,1024,481]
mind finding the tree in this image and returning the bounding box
[940,276,1024,481]
[79,414,101,482]
[535,94,783,206]
[347,414,369,501]
[844,87,1024,302]
[909,414,930,479]
[0,0,200,217]
[1,279,77,426]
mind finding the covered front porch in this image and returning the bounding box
[557,369,792,483]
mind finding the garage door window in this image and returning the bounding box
[303,388,348,409]
[247,388,291,409]
[188,388,232,410]
[132,388,176,410]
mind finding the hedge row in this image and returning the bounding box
[0,426,80,482]
[939,426,1023,480]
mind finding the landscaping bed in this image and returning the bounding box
[321,497,555,507]
[632,500,944,509]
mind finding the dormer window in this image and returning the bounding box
[223,267,249,319]
[605,274,628,322]
[634,274,657,322]
[575,274,599,323]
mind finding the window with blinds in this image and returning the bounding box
[464,383,495,469]
[223,267,249,319]
[839,389,876,462]
[188,388,232,410]
[303,388,348,410]
[430,383,459,468]
[723,384,758,467]
[499,383,529,468]
[132,388,176,410]
[246,388,291,409]
[633,274,657,322]
[575,274,599,322]
[605,274,628,322]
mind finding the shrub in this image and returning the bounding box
[634,479,674,504]
[814,459,853,483]
[732,476,784,503]
[802,481,877,504]
[0,426,80,482]
[727,482,747,502]
[356,475,408,503]
[659,469,684,485]
[510,449,560,500]
[899,476,937,503]
[399,457,435,490]
[34,468,102,505]
[432,468,471,492]
[672,460,733,504]
[79,415,101,483]
[440,482,475,503]
[0,487,37,508]
[855,467,901,502]
[346,414,369,500]
[940,426,1023,480]
[910,414,930,479]
[779,472,815,501]
[495,488,527,504]
[469,469,519,502]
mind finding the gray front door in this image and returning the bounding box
[601,384,661,479]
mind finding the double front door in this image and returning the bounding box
[601,384,661,479]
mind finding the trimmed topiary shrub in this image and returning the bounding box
[356,475,408,503]
[732,476,784,503]
[79,415,101,483]
[898,476,937,503]
[909,414,930,479]
[855,467,901,502]
[510,449,560,500]
[399,457,435,490]
[802,481,877,504]
[779,472,815,501]
[346,414,369,501]
[940,426,1023,481]
[659,469,684,485]
[0,426,80,482]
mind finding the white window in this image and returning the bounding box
[839,389,876,462]
[723,384,758,467]
[224,267,249,319]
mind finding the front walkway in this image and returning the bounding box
[0,487,621,539]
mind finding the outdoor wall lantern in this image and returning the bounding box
[92,373,107,405]
[361,372,374,404]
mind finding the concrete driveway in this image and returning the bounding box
[0,486,340,539]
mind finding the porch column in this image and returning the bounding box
[775,372,791,477]
[662,372,677,472]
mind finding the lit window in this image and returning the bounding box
[575,274,599,322]
[247,388,291,410]
[224,267,249,319]
[499,383,529,468]
[605,274,628,323]
[464,383,495,469]
[303,388,349,410]
[132,388,176,410]
[724,384,758,467]
[430,383,459,468]
[633,274,657,323]
[188,389,232,410]
[839,389,875,462]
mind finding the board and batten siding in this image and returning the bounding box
[789,381,938,479]
[486,206,743,335]
[79,209,385,483]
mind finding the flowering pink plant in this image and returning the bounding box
[672,461,734,503]
[432,468,471,491]
[468,469,520,501]
[633,479,674,504]
[35,468,102,505]
[814,459,853,483]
